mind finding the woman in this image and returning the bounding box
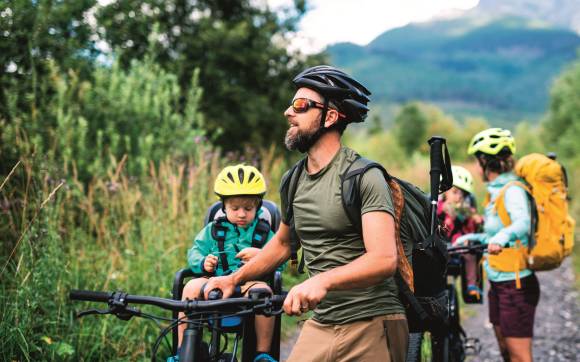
[457,128,540,362]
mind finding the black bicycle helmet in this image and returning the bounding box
[292,65,371,123]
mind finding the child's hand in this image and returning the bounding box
[204,254,218,273]
[235,247,260,262]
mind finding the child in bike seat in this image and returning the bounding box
[178,164,279,362]
[438,165,484,300]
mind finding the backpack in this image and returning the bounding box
[280,152,453,333]
[491,153,575,273]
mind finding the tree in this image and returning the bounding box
[96,0,325,151]
[394,102,427,155]
[367,114,384,135]
[543,56,580,159]
[0,0,97,120]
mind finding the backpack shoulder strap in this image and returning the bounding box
[252,218,271,248]
[211,217,230,273]
[340,155,392,234]
[494,180,531,226]
[280,158,306,225]
[340,156,414,290]
[280,158,306,268]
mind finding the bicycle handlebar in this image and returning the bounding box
[70,290,286,313]
[447,243,487,255]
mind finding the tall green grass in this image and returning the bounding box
[0,146,293,361]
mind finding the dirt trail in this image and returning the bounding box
[463,258,579,361]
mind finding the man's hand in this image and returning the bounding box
[488,243,502,255]
[283,274,329,316]
[236,247,260,262]
[203,275,237,299]
[203,255,219,273]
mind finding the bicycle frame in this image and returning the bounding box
[408,243,485,362]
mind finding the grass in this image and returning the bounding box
[0,149,291,361]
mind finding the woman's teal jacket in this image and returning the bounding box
[456,172,532,282]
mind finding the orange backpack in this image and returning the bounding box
[490,153,575,277]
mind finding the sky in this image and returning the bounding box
[267,0,480,52]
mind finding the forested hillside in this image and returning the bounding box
[329,16,580,125]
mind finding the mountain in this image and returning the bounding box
[328,15,580,126]
[474,0,580,33]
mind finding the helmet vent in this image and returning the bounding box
[238,168,245,183]
[248,172,256,183]
[226,172,235,183]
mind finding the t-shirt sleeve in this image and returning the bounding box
[359,168,395,217]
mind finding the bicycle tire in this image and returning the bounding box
[447,284,465,362]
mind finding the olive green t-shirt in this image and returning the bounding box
[281,147,404,324]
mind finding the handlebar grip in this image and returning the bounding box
[208,289,223,300]
[428,136,444,170]
[69,290,112,302]
[428,136,444,199]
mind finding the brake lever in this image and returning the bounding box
[253,297,285,317]
[75,291,142,321]
[75,306,142,321]
[76,308,112,319]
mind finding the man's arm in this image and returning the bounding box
[319,211,397,289]
[231,222,292,285]
[283,210,397,315]
[203,222,292,299]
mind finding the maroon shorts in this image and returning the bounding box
[488,274,540,338]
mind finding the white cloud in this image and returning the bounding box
[270,0,479,53]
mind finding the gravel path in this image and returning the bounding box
[280,258,579,361]
[463,258,579,361]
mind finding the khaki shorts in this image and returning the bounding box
[286,314,408,362]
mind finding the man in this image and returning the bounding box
[204,65,408,361]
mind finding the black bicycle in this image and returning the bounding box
[407,242,485,362]
[70,288,286,362]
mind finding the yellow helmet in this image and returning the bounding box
[214,164,266,198]
[467,128,516,156]
[451,165,474,194]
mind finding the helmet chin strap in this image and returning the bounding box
[297,99,330,153]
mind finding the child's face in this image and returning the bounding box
[224,197,259,227]
[445,187,465,205]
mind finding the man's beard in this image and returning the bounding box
[284,122,324,153]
